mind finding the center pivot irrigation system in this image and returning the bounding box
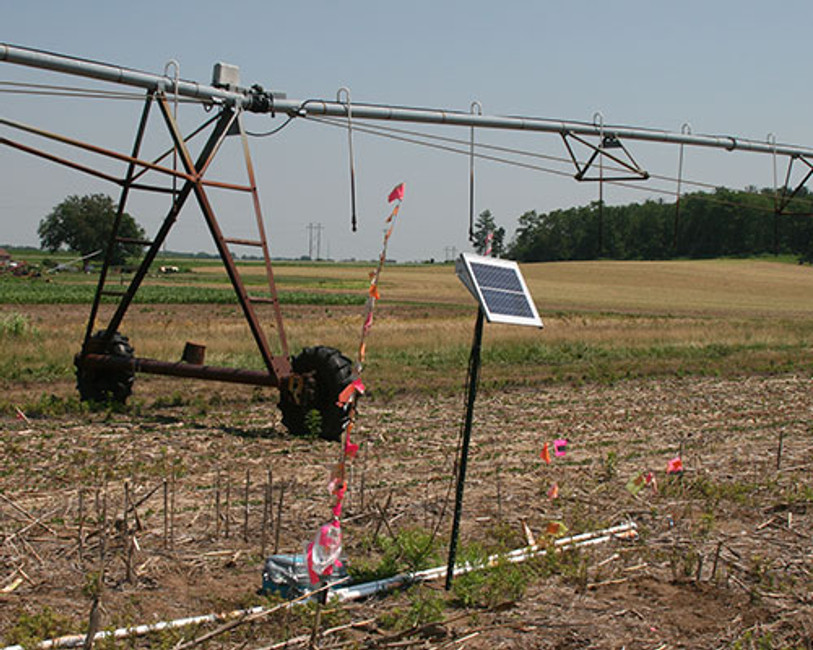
[3,44,813,441]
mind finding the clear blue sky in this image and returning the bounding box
[3,0,812,261]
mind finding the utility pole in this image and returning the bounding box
[315,223,324,260]
[306,222,324,260]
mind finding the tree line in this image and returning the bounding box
[38,190,813,267]
[502,187,813,263]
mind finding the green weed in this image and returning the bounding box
[731,629,777,650]
[377,585,445,632]
[451,542,531,608]
[5,606,76,648]
[0,311,39,338]
[304,409,323,438]
[350,528,441,583]
[601,451,618,481]
[2,393,89,418]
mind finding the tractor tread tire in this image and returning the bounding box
[278,346,353,442]
[76,331,135,404]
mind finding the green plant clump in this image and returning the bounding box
[377,585,445,632]
[5,607,76,648]
[0,311,39,338]
[451,542,531,609]
[350,528,441,583]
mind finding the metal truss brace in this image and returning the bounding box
[560,131,650,182]
[1,90,293,386]
[776,155,813,216]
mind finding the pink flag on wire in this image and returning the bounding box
[345,441,359,459]
[388,182,405,203]
[547,482,559,500]
[484,231,494,256]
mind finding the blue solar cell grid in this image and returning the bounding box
[469,262,524,293]
[479,288,535,318]
[470,261,532,318]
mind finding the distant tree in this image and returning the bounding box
[472,209,506,257]
[38,194,145,266]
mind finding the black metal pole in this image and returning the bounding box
[445,306,485,590]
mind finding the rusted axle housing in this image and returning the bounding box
[81,353,280,387]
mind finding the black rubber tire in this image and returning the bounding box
[278,346,354,442]
[75,331,135,404]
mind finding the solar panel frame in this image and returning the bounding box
[455,253,543,328]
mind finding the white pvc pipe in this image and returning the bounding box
[330,521,637,602]
[1,607,266,650]
[1,521,636,650]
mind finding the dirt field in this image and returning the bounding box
[2,372,811,649]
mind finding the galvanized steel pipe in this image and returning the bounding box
[0,43,249,107]
[3,42,813,158]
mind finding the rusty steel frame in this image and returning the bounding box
[4,89,293,389]
[81,353,278,386]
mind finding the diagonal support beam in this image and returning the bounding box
[91,102,237,346]
[776,155,813,216]
[155,96,289,380]
[561,131,650,182]
[84,91,155,350]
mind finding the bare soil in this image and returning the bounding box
[1,373,812,649]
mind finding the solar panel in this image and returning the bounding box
[455,253,543,328]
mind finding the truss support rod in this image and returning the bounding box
[83,91,154,350]
[156,97,288,380]
[777,155,813,215]
[237,116,290,362]
[4,43,813,160]
[97,106,235,344]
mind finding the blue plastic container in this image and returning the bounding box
[261,554,348,599]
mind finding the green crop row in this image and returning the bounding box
[0,278,365,306]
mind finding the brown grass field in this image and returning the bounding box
[1,258,812,649]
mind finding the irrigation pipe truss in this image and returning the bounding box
[3,42,813,160]
[0,522,637,650]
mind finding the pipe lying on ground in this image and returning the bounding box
[330,521,637,602]
[1,521,636,650]
[2,608,265,650]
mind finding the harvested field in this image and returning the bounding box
[1,373,811,648]
[1,258,812,648]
